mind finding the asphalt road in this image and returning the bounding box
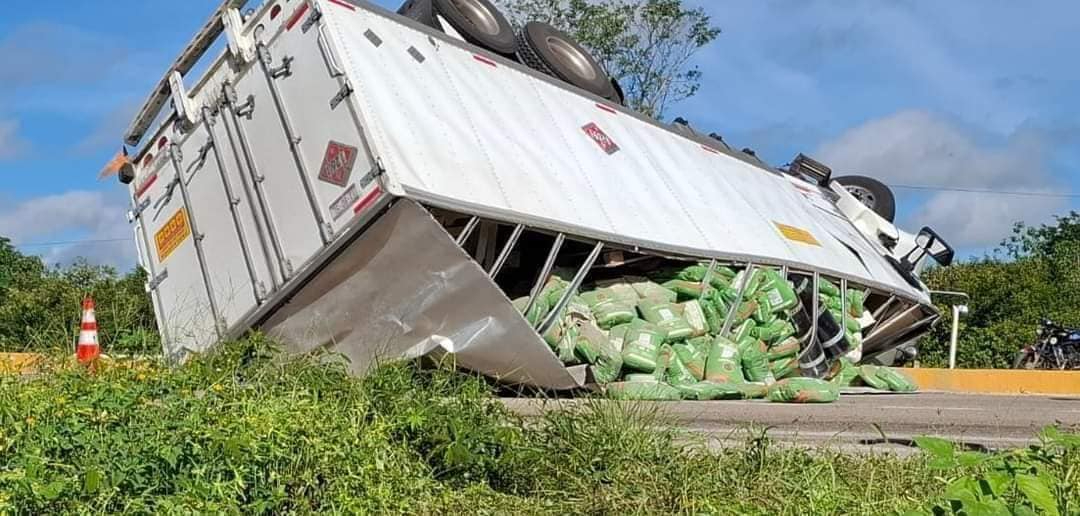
[503,391,1080,453]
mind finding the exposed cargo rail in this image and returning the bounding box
[116,0,953,388]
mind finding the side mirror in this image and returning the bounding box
[913,226,955,266]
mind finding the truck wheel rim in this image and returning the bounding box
[450,0,500,35]
[845,185,877,208]
[545,36,597,81]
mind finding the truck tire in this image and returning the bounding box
[517,22,616,100]
[397,0,443,31]
[835,175,896,222]
[432,0,516,56]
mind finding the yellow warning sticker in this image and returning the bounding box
[155,209,191,261]
[774,221,821,246]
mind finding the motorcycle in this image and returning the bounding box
[1012,318,1080,370]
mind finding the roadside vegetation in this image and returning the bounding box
[921,213,1080,368]
[3,337,1074,514]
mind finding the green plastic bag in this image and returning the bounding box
[676,381,744,400]
[680,300,709,337]
[770,356,797,379]
[733,319,756,342]
[665,348,698,386]
[738,382,770,399]
[876,367,918,392]
[512,296,549,327]
[757,269,799,313]
[608,323,630,353]
[580,289,636,329]
[663,279,704,301]
[606,381,682,401]
[631,279,678,303]
[555,324,579,365]
[706,336,745,384]
[673,342,706,381]
[621,319,667,372]
[818,279,840,297]
[597,281,640,305]
[624,373,658,382]
[541,276,570,308]
[767,377,839,403]
[638,299,693,342]
[734,300,759,323]
[732,268,764,298]
[847,289,866,318]
[753,319,796,344]
[738,337,772,383]
[830,358,859,387]
[676,264,735,289]
[857,365,890,390]
[653,345,674,381]
[592,300,636,329]
[767,336,800,361]
[574,322,621,384]
[700,291,725,334]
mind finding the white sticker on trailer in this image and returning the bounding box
[329,184,360,220]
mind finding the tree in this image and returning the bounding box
[499,0,721,119]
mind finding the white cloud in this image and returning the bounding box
[0,119,28,159]
[816,110,1066,249]
[0,190,134,268]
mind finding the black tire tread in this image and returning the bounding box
[835,174,897,222]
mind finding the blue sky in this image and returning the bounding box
[1,0,1077,269]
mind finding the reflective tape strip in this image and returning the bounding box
[473,55,497,67]
[595,103,617,114]
[353,186,383,215]
[286,3,310,31]
[328,0,356,10]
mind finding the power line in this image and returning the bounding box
[15,237,130,249]
[888,184,1080,198]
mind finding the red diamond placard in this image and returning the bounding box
[318,140,358,187]
[582,122,620,155]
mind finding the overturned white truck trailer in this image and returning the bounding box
[118,0,953,389]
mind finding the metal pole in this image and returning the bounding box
[949,304,961,370]
[488,224,524,278]
[201,107,264,303]
[521,233,565,322]
[169,144,224,338]
[537,242,603,336]
[719,263,755,338]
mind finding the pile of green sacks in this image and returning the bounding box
[512,263,918,403]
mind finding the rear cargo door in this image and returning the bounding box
[226,0,381,279]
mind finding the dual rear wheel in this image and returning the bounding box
[397,0,624,104]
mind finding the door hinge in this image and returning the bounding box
[301,5,323,33]
[148,269,170,291]
[330,80,353,110]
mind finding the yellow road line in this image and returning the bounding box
[904,368,1080,395]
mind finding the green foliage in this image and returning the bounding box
[0,237,157,354]
[2,339,957,514]
[922,213,1080,368]
[912,429,1080,515]
[499,0,721,118]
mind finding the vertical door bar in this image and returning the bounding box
[201,107,265,303]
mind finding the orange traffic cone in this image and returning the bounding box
[76,296,101,364]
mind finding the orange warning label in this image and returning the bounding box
[774,221,821,246]
[155,209,191,261]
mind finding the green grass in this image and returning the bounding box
[1,336,1075,514]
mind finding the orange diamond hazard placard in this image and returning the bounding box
[318,140,358,187]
